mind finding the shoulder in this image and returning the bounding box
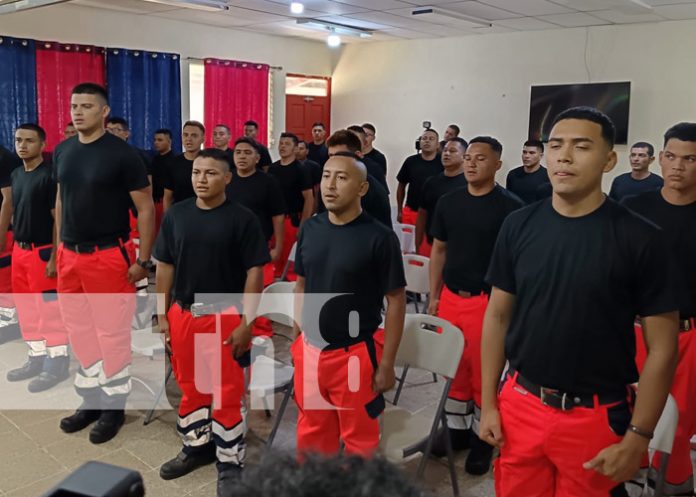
[621,190,660,210]
[506,166,523,177]
[605,197,662,234]
[495,185,525,207]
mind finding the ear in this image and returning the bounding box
[603,150,618,173]
[358,179,370,198]
[495,159,503,171]
[224,171,233,185]
[648,156,656,165]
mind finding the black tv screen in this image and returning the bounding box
[528,82,631,144]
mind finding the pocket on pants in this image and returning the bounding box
[38,247,52,262]
[605,401,631,437]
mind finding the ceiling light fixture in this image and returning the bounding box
[327,33,341,48]
[296,18,372,39]
[290,2,304,15]
[142,0,229,12]
[411,7,492,28]
[0,0,69,15]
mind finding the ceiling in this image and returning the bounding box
[68,0,696,43]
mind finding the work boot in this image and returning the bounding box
[465,432,494,475]
[160,444,217,480]
[7,355,45,382]
[28,355,70,392]
[89,409,125,444]
[429,427,471,458]
[60,408,101,433]
[216,462,242,497]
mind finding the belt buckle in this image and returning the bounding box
[540,388,571,411]
[190,303,205,318]
[680,319,692,332]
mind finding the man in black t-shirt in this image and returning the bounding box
[0,144,21,342]
[505,139,550,204]
[297,140,322,190]
[362,123,387,177]
[609,141,663,202]
[292,153,406,457]
[163,121,205,212]
[428,136,522,473]
[347,125,389,193]
[5,124,69,393]
[307,122,329,167]
[213,124,234,167]
[151,128,175,233]
[267,132,313,280]
[439,124,461,152]
[415,137,468,257]
[480,107,679,497]
[396,129,442,225]
[228,137,287,336]
[622,123,696,497]
[53,83,155,444]
[154,148,268,492]
[243,120,273,171]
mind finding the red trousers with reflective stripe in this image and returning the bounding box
[401,206,418,226]
[0,232,14,308]
[635,325,695,491]
[168,303,244,434]
[11,244,67,347]
[495,374,625,497]
[437,286,488,407]
[252,263,276,337]
[56,242,135,377]
[273,216,298,280]
[291,330,384,457]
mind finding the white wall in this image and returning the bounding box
[332,20,696,194]
[0,3,335,154]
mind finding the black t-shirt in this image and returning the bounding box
[420,173,468,243]
[136,147,153,176]
[315,173,392,229]
[295,212,406,348]
[53,133,149,244]
[506,165,550,205]
[151,150,176,201]
[396,154,443,210]
[0,146,22,204]
[363,155,389,193]
[11,162,56,245]
[623,191,696,319]
[307,142,329,167]
[226,171,287,241]
[255,141,273,169]
[609,172,663,202]
[163,154,195,204]
[301,159,322,187]
[267,160,313,215]
[153,198,270,306]
[486,198,678,394]
[432,185,522,293]
[365,148,387,177]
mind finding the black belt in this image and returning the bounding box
[63,238,126,254]
[16,241,49,250]
[509,369,628,411]
[447,285,489,299]
[174,300,234,318]
[680,318,695,332]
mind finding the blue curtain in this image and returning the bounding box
[0,36,37,150]
[106,48,182,153]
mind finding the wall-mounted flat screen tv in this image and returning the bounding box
[528,82,631,144]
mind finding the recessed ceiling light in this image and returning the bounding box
[290,2,304,15]
[327,34,341,48]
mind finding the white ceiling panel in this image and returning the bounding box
[537,12,610,27]
[653,2,696,19]
[477,0,575,16]
[435,1,523,20]
[588,9,666,23]
[493,15,560,29]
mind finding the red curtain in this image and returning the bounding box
[36,42,105,150]
[204,59,269,147]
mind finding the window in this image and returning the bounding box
[188,60,204,124]
[285,76,328,97]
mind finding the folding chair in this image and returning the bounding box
[649,394,679,497]
[279,242,297,282]
[380,313,464,497]
[394,223,416,254]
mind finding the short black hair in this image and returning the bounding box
[362,123,376,134]
[195,148,230,171]
[423,128,439,139]
[312,122,326,130]
[347,125,366,136]
[72,82,109,105]
[107,117,129,130]
[16,123,46,142]
[470,136,503,156]
[523,139,544,152]
[214,124,231,133]
[297,140,308,148]
[244,120,258,129]
[447,124,460,136]
[552,106,616,148]
[183,120,205,134]
[631,141,654,156]
[663,122,696,146]
[280,132,299,145]
[446,137,468,151]
[326,130,362,153]
[234,136,260,153]
[154,128,172,139]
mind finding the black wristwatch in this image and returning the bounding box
[136,258,154,270]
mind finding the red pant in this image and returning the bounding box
[252,263,276,337]
[273,216,298,280]
[57,242,136,406]
[437,286,488,431]
[0,231,14,309]
[11,243,67,356]
[495,373,627,497]
[417,239,432,257]
[168,303,246,465]
[634,325,695,495]
[401,206,418,226]
[292,331,384,457]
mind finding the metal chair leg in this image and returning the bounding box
[144,364,173,426]
[653,453,669,497]
[442,411,460,497]
[432,372,438,383]
[393,364,410,405]
[266,382,294,449]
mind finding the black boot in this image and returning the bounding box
[7,355,45,382]
[89,409,125,444]
[216,462,242,497]
[465,432,494,475]
[160,444,217,480]
[60,408,101,433]
[28,355,70,392]
[429,427,471,458]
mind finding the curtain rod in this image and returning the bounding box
[185,56,282,70]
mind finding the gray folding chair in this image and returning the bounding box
[649,394,679,497]
[279,242,297,282]
[380,313,464,497]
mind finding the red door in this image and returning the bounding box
[285,76,331,141]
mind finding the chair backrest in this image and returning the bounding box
[288,242,297,263]
[649,394,679,454]
[394,223,416,253]
[280,242,298,280]
[395,314,464,378]
[256,281,296,328]
[403,254,430,295]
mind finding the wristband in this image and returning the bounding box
[628,424,653,440]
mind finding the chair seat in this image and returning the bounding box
[131,329,165,357]
[380,406,434,462]
[248,355,294,396]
